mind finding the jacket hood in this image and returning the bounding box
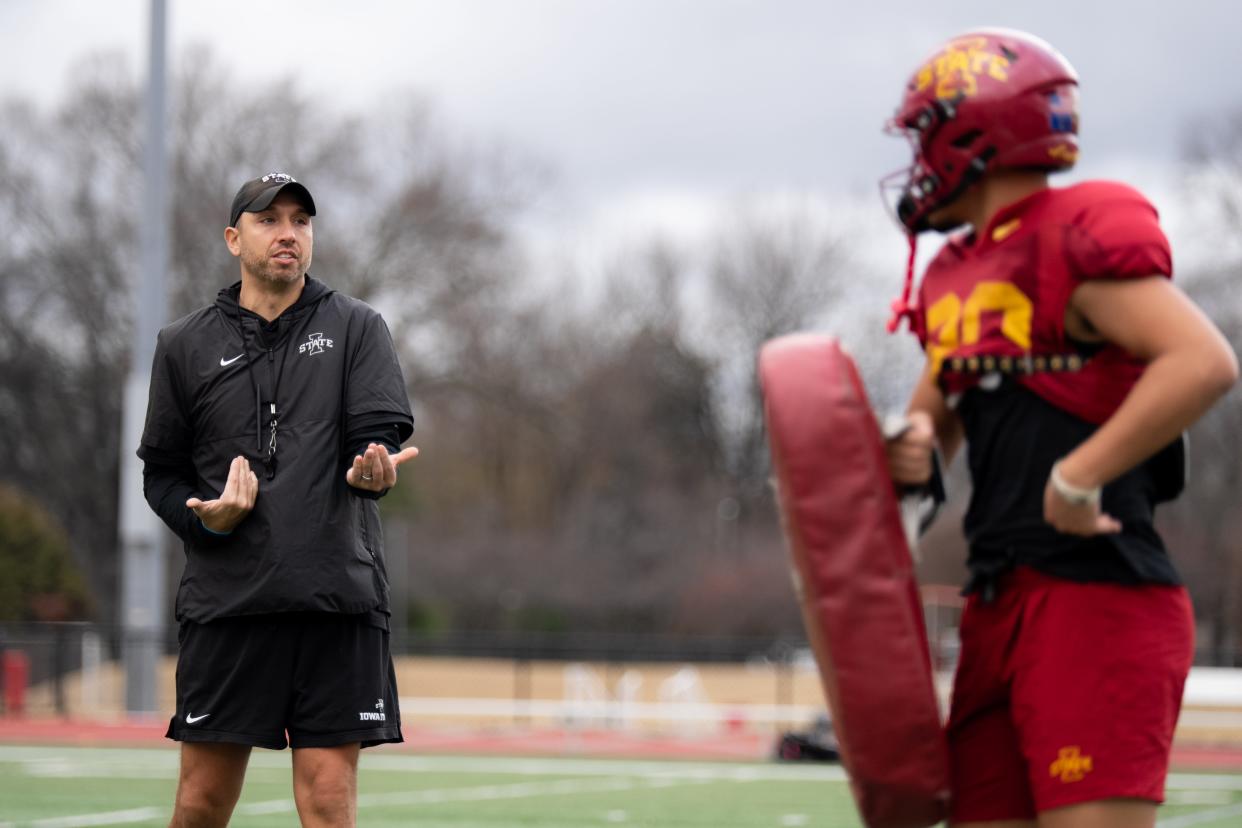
[215,275,335,320]
[214,275,336,349]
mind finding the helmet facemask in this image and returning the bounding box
[884,98,1000,234]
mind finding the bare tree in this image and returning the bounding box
[1138,108,1242,663]
[698,200,846,505]
[0,55,140,627]
[1161,264,1242,664]
[0,48,543,632]
[397,241,738,634]
[1,47,869,642]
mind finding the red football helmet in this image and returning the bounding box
[885,28,1080,234]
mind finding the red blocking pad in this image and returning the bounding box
[760,333,949,828]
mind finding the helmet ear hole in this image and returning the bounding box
[950,129,983,149]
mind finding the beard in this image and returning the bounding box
[241,245,311,286]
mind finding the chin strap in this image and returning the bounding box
[886,233,919,334]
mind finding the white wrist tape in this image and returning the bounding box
[1050,460,1101,506]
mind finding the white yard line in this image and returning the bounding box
[10,771,709,825]
[1166,772,1242,792]
[1164,790,1235,806]
[242,773,718,816]
[28,808,166,828]
[358,776,647,809]
[1157,802,1242,827]
[229,776,645,818]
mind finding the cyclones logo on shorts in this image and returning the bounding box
[1049,746,1094,783]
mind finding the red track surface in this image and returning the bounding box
[3,717,1241,769]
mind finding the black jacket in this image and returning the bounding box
[138,277,414,623]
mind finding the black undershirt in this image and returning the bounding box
[956,377,1180,597]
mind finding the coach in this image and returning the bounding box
[137,172,417,827]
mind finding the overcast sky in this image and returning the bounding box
[4,0,1240,280]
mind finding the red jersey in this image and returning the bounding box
[916,180,1172,424]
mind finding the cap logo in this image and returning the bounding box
[916,37,1010,100]
[260,172,295,184]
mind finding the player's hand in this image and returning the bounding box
[886,410,935,486]
[347,443,419,492]
[186,455,258,534]
[1042,464,1122,536]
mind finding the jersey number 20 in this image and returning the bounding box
[926,282,1033,373]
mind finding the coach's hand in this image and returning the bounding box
[186,455,258,534]
[347,443,419,492]
[886,410,935,486]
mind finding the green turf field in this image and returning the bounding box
[1,745,1241,827]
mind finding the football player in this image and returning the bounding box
[883,29,1237,828]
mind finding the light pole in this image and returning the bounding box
[118,0,169,714]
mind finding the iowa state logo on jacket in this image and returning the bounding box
[299,332,334,357]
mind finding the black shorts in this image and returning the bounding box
[166,612,402,750]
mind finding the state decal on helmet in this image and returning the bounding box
[884,28,1080,234]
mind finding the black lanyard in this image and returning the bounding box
[239,316,292,481]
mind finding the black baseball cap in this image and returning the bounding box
[228,172,316,227]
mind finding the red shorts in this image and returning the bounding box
[947,566,1193,823]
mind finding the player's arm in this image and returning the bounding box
[1050,276,1237,531]
[1061,276,1236,485]
[888,360,963,486]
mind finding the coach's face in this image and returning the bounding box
[224,192,314,286]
